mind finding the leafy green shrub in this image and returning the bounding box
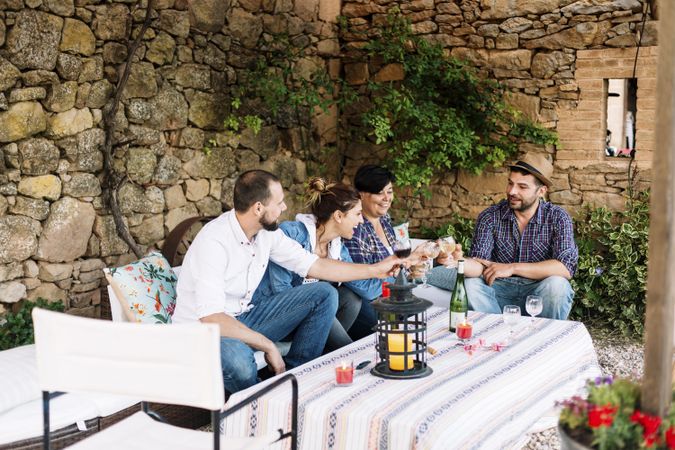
[419,214,476,253]
[358,11,558,195]
[0,298,65,350]
[571,193,649,336]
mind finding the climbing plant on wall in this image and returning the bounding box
[220,34,356,178]
[355,11,558,195]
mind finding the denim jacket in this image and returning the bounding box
[253,215,381,302]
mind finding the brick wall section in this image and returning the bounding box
[338,0,658,228]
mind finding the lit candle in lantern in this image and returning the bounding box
[456,320,473,341]
[388,333,414,371]
[335,361,354,385]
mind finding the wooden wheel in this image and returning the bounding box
[161,216,217,267]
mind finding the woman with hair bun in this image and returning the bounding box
[254,177,374,351]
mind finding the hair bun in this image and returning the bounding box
[308,177,327,193]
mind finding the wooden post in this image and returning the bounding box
[642,0,675,416]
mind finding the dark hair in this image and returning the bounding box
[233,170,280,212]
[353,165,396,194]
[306,177,360,226]
[510,167,544,188]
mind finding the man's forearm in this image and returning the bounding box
[200,313,275,352]
[307,258,377,282]
[511,259,571,280]
[462,258,485,277]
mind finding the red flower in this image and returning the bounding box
[665,426,675,449]
[631,410,663,447]
[588,404,617,428]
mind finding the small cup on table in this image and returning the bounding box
[335,360,354,386]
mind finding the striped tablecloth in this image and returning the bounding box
[222,308,601,450]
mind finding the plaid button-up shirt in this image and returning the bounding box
[343,214,396,265]
[469,199,578,277]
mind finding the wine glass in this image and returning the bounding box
[393,239,412,278]
[417,259,433,288]
[437,236,457,268]
[503,305,521,344]
[525,295,543,328]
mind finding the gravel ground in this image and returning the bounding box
[521,325,644,449]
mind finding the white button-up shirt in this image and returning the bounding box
[172,210,319,323]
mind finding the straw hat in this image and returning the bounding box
[509,153,553,187]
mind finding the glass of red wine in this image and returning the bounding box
[393,239,412,280]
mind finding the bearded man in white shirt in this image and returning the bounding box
[173,170,400,393]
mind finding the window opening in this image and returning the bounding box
[605,78,637,158]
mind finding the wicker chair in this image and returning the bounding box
[33,309,298,450]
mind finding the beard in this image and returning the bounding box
[259,214,279,231]
[508,195,539,212]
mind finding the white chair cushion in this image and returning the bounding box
[68,410,281,450]
[412,284,450,309]
[0,345,40,415]
[0,393,98,445]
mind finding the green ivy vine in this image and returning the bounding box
[357,11,558,194]
[219,34,356,177]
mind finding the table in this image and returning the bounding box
[222,308,601,450]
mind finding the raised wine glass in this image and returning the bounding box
[393,238,412,258]
[525,295,543,328]
[418,241,440,288]
[437,236,457,268]
[503,304,521,344]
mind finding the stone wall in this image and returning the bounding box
[339,0,658,229]
[0,0,341,316]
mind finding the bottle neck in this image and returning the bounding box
[457,260,465,275]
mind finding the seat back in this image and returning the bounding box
[32,309,225,411]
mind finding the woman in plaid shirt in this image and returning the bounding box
[343,165,399,339]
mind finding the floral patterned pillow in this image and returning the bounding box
[103,252,178,324]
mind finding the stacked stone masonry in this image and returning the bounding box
[0,0,661,316]
[0,0,341,316]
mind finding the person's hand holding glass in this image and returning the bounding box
[503,305,521,344]
[409,241,439,287]
[436,236,462,268]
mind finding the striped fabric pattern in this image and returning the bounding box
[222,309,601,450]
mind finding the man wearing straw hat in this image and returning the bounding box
[431,153,578,320]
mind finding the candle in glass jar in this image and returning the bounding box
[381,282,390,298]
[388,333,414,371]
[456,320,473,340]
[335,361,354,385]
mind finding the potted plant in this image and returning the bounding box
[558,376,675,449]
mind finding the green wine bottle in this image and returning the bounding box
[449,260,468,333]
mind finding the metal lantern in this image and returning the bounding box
[371,271,433,379]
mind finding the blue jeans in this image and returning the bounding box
[348,295,378,341]
[428,267,573,320]
[324,286,363,352]
[219,281,338,393]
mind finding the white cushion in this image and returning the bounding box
[68,410,281,450]
[0,344,140,445]
[412,284,450,309]
[0,393,98,445]
[0,345,40,415]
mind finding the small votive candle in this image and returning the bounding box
[381,282,391,298]
[335,361,354,385]
[456,320,473,341]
